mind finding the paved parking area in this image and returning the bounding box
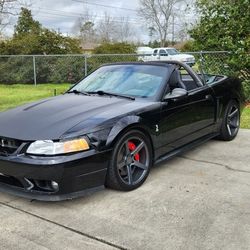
[0,129,250,250]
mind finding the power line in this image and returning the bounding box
[36,14,143,26]
[36,6,140,21]
[72,0,137,12]
[36,6,138,19]
[11,6,140,23]
[37,12,139,24]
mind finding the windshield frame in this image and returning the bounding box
[68,63,172,101]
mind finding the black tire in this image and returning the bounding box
[105,130,153,191]
[218,100,240,141]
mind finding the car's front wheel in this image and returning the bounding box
[106,130,153,191]
[218,100,240,141]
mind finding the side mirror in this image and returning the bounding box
[164,88,188,101]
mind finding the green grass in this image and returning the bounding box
[242,107,250,129]
[0,84,249,129]
[0,84,71,111]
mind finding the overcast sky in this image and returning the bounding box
[35,0,140,32]
[5,0,147,39]
[5,0,195,42]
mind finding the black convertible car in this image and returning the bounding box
[0,61,244,201]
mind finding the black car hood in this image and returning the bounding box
[0,94,153,141]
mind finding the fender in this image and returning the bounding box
[106,115,157,148]
[211,77,244,131]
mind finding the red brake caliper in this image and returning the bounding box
[128,141,140,161]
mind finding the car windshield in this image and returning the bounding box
[166,49,179,55]
[71,65,168,98]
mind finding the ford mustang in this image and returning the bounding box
[0,61,244,201]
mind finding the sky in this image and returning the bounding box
[5,0,146,39]
[5,0,195,43]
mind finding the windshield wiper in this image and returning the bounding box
[88,90,135,100]
[66,89,90,96]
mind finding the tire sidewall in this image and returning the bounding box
[220,100,240,141]
[107,129,153,191]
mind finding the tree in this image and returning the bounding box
[113,17,135,43]
[138,0,185,46]
[0,0,31,35]
[80,21,95,41]
[148,39,161,48]
[96,13,135,43]
[0,8,81,54]
[14,7,40,36]
[73,11,135,44]
[148,26,156,41]
[189,0,250,76]
[93,42,136,54]
[72,10,97,45]
[96,13,117,43]
[0,0,17,33]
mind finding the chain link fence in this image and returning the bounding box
[0,52,249,85]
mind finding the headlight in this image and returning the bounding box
[26,138,90,155]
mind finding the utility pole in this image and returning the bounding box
[172,15,175,45]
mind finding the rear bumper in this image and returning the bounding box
[0,149,111,201]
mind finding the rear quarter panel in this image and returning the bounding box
[210,76,245,130]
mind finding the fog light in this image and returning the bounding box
[51,181,59,191]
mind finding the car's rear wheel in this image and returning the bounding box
[218,100,240,141]
[106,130,153,191]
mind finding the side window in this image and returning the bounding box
[159,49,168,56]
[180,68,200,91]
[153,49,158,56]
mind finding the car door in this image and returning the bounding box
[157,71,216,154]
[152,49,159,61]
[159,49,169,61]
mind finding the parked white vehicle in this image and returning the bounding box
[138,47,196,67]
[136,46,153,62]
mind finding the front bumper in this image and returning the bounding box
[0,149,111,201]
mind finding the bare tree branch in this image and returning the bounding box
[112,17,135,42]
[0,0,32,36]
[96,12,117,42]
[138,0,185,46]
[73,11,135,44]
[72,10,98,45]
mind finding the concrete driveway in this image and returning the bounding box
[0,129,250,250]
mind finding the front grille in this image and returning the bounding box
[0,137,22,156]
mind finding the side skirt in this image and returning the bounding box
[154,132,219,165]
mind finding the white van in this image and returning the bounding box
[136,47,154,61]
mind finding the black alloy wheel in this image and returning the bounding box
[106,130,153,191]
[218,100,240,141]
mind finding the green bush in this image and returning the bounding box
[178,40,198,52]
[243,80,250,102]
[0,56,87,84]
[93,42,136,54]
[0,57,34,84]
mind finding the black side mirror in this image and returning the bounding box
[164,88,188,101]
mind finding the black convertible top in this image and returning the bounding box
[103,60,204,87]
